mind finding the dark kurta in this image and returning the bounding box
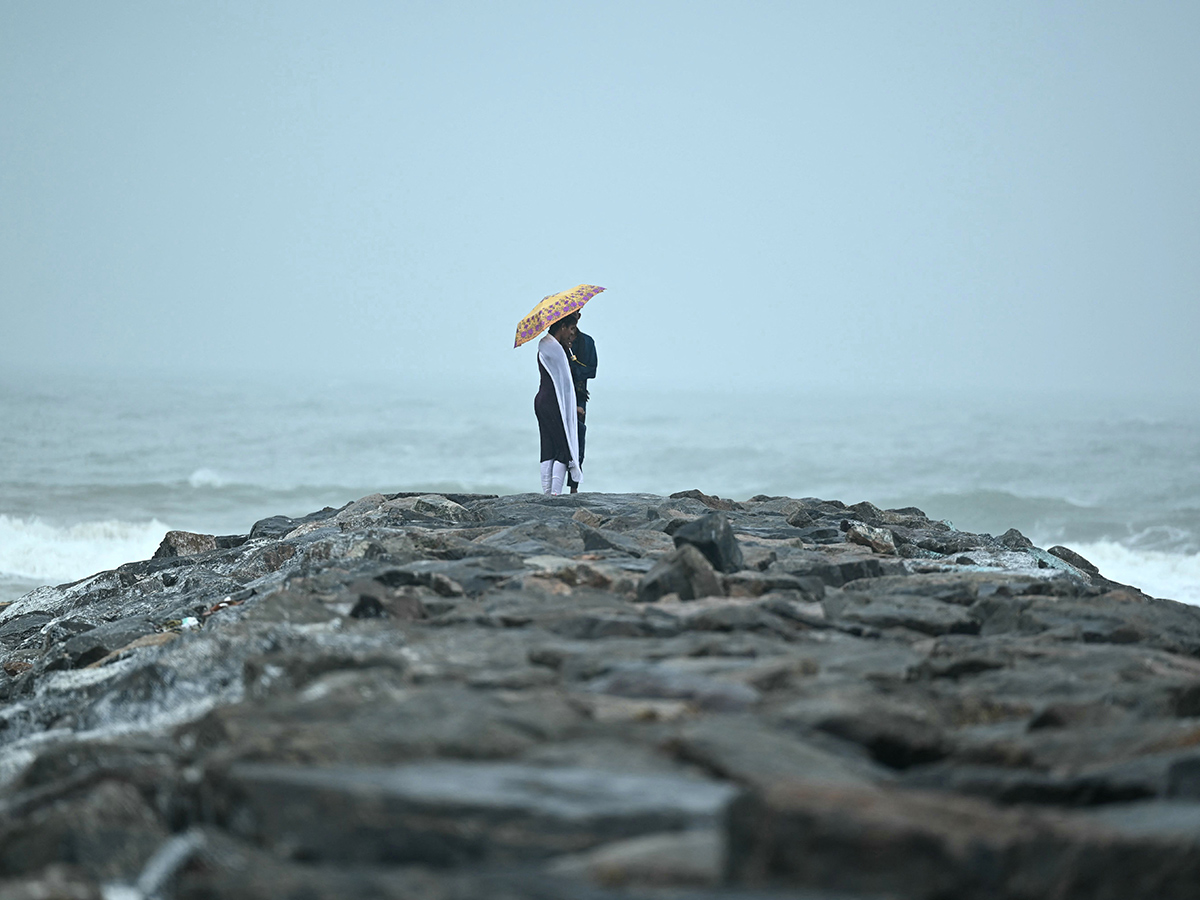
[535,358,571,464]
[567,331,596,488]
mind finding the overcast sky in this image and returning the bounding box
[2,1,1197,397]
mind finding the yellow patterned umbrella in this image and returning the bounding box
[513,284,605,348]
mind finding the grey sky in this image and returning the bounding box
[2,1,1197,396]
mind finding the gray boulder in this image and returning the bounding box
[673,512,745,573]
[637,545,724,602]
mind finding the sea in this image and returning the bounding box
[2,370,1198,607]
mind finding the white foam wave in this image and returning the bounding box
[187,468,226,488]
[1070,541,1200,606]
[0,515,169,584]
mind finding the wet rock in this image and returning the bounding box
[547,828,725,888]
[210,761,738,865]
[727,781,1200,899]
[667,717,889,792]
[723,570,823,599]
[844,523,896,555]
[250,505,343,540]
[152,531,217,559]
[824,587,979,637]
[0,612,53,650]
[0,779,168,880]
[785,508,819,528]
[999,528,1034,550]
[0,865,102,900]
[669,489,743,512]
[2,488,1196,894]
[1048,545,1101,575]
[414,494,480,524]
[586,663,761,712]
[780,695,949,770]
[44,617,158,670]
[672,512,745,573]
[637,545,723,603]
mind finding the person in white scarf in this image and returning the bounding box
[535,314,583,495]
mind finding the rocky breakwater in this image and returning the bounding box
[3,490,1200,899]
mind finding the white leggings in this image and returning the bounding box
[540,460,567,495]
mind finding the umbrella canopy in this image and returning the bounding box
[514,284,605,348]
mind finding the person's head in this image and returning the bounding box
[548,313,579,350]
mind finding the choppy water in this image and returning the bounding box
[2,371,1197,605]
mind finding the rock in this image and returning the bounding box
[0,866,102,900]
[847,501,885,523]
[785,508,818,528]
[585,663,761,713]
[210,761,738,865]
[44,616,158,670]
[666,717,889,792]
[413,494,479,524]
[672,513,745,573]
[723,570,823,599]
[999,528,1034,550]
[824,587,979,637]
[546,828,725,887]
[779,694,948,770]
[727,780,1200,898]
[637,545,724,603]
[249,505,342,539]
[1,487,1195,895]
[668,489,743,512]
[152,531,217,559]
[844,522,896,555]
[0,779,168,881]
[1048,545,1101,575]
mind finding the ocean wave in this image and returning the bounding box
[1069,541,1200,607]
[898,490,1200,555]
[0,515,170,584]
[187,468,227,488]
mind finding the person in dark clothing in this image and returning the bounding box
[567,324,597,493]
[534,313,583,495]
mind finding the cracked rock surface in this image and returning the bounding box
[2,490,1200,899]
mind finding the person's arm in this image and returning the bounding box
[571,334,598,381]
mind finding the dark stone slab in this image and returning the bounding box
[637,545,723,603]
[672,513,745,574]
[211,762,738,865]
[728,781,1200,899]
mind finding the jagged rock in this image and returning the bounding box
[152,530,217,559]
[210,761,738,865]
[249,505,343,539]
[785,508,819,528]
[547,828,725,887]
[0,779,168,880]
[1048,545,1101,575]
[844,522,897,555]
[668,489,743,512]
[585,663,761,712]
[0,866,103,900]
[637,545,723,602]
[43,616,158,670]
[666,717,890,792]
[672,512,745,573]
[727,780,1200,898]
[723,570,823,599]
[1,489,1195,897]
[824,586,979,637]
[999,528,1034,550]
[413,494,480,524]
[779,693,949,770]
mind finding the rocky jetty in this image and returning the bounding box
[3,490,1200,899]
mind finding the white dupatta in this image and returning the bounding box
[537,333,583,484]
